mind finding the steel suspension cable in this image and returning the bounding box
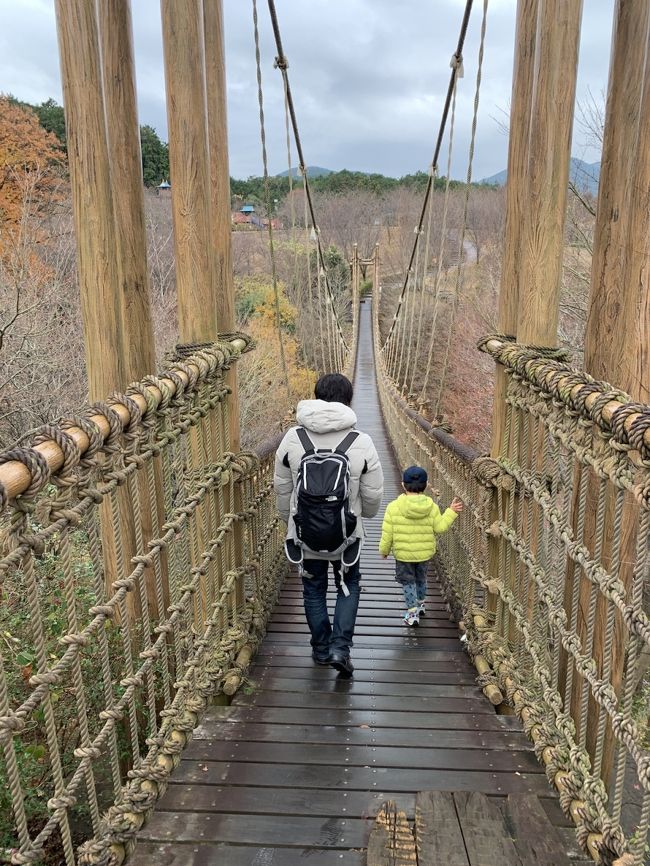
[282,75,300,310]
[420,76,459,399]
[303,187,321,371]
[434,0,489,418]
[381,0,474,351]
[400,225,424,391]
[266,0,349,365]
[320,261,335,371]
[252,0,290,395]
[410,167,437,393]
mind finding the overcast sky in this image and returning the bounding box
[0,0,613,181]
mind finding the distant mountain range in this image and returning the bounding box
[481,157,601,195]
[277,166,333,178]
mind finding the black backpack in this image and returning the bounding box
[293,427,359,555]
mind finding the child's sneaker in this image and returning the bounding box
[403,608,420,627]
[417,600,426,617]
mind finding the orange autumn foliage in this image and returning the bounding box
[0,96,64,234]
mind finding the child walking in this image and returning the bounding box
[379,466,463,626]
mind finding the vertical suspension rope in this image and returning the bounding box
[266,0,349,368]
[401,227,424,391]
[252,0,290,395]
[281,72,301,311]
[410,166,437,395]
[302,179,318,370]
[381,0,475,353]
[421,74,458,400]
[433,0,489,418]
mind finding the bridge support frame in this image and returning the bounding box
[573,0,650,791]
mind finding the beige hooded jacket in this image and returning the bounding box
[274,399,384,559]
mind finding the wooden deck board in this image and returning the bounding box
[192,721,532,752]
[130,302,567,865]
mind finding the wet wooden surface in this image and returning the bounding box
[367,792,579,866]
[131,303,584,865]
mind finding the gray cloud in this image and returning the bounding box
[0,0,614,180]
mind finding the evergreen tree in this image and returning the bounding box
[140,125,169,186]
[33,98,66,149]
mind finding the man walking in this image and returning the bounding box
[274,373,383,677]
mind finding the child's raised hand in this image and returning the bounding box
[450,497,464,513]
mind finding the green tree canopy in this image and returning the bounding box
[140,124,169,186]
[33,98,66,149]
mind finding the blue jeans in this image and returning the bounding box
[395,560,428,609]
[302,559,361,658]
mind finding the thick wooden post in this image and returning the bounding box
[54,0,140,619]
[576,0,650,783]
[490,0,538,458]
[203,0,240,450]
[584,0,650,398]
[486,0,541,631]
[161,0,217,341]
[514,0,582,669]
[496,0,538,344]
[516,0,583,344]
[98,0,156,379]
[203,0,246,613]
[99,0,168,619]
[54,0,127,398]
[204,0,235,338]
[161,0,217,628]
[624,24,650,402]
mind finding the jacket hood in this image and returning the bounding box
[397,493,434,520]
[296,399,357,434]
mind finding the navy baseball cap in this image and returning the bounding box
[403,466,427,484]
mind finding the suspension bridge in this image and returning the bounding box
[0,1,649,865]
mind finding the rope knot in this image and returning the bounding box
[274,54,289,70]
[450,52,464,76]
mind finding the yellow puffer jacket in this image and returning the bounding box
[379,494,457,562]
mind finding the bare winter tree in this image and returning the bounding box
[0,184,85,447]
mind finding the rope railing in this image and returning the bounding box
[0,337,287,866]
[373,292,650,864]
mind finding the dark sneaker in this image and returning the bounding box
[329,652,354,678]
[312,651,331,665]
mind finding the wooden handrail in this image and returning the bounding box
[0,338,248,501]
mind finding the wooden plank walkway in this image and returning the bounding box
[131,302,587,865]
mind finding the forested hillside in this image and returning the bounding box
[0,93,597,454]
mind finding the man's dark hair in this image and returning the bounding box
[403,480,427,494]
[314,373,354,406]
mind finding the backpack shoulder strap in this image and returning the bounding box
[335,430,360,455]
[296,427,315,455]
